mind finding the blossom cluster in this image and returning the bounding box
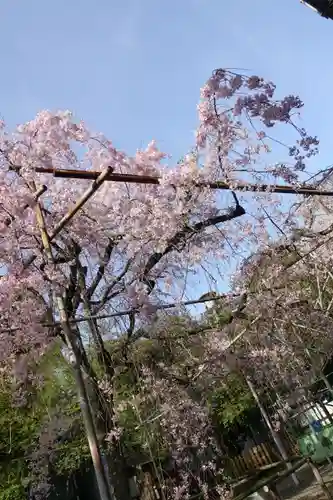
[0,70,321,449]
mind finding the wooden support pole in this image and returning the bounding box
[33,183,114,500]
[43,294,244,327]
[24,165,113,268]
[308,459,333,500]
[35,166,333,197]
[57,297,114,500]
[4,184,47,228]
[35,167,333,196]
[49,166,113,240]
[320,372,333,400]
[234,457,307,500]
[245,377,300,487]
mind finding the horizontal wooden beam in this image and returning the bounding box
[35,167,333,197]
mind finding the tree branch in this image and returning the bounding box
[92,258,133,312]
[64,264,79,318]
[142,204,245,286]
[87,239,115,300]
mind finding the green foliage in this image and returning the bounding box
[204,303,233,329]
[209,372,255,429]
[0,381,44,499]
[0,459,28,500]
[115,399,167,461]
[0,344,86,498]
[0,309,261,495]
[54,438,90,475]
[0,482,26,500]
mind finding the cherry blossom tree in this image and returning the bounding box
[220,219,333,448]
[0,68,323,499]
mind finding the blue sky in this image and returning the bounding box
[1,0,333,303]
[1,0,333,164]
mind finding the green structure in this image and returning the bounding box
[298,424,333,463]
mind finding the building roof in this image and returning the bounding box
[301,0,333,19]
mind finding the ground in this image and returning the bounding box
[276,462,333,500]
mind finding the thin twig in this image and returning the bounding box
[191,315,262,381]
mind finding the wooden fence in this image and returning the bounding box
[225,440,299,479]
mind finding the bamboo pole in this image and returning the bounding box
[233,457,307,500]
[308,459,333,500]
[293,331,333,417]
[43,293,234,327]
[24,166,113,268]
[35,166,333,197]
[4,184,47,228]
[49,166,113,240]
[245,377,300,487]
[320,400,333,428]
[57,297,114,500]
[320,372,333,400]
[33,185,114,500]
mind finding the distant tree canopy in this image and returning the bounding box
[0,344,91,500]
[0,309,261,499]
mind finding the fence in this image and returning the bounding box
[225,439,299,479]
